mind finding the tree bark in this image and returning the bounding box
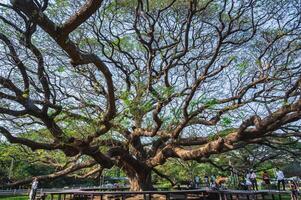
[123,166,154,191]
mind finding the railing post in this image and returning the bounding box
[166,193,170,200]
[143,193,151,200]
[218,191,222,200]
[41,194,47,200]
[223,192,227,200]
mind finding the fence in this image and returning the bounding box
[41,189,293,200]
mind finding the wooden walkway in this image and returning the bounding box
[40,189,293,200]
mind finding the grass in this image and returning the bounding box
[271,194,291,200]
[0,195,59,200]
[0,196,28,200]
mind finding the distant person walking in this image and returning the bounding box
[262,171,271,189]
[276,168,285,190]
[250,170,258,190]
[29,177,39,200]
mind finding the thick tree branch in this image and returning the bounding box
[0,126,60,151]
[148,99,301,166]
[61,0,104,36]
[4,159,96,187]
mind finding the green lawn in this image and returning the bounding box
[0,196,28,200]
[0,195,57,200]
[271,195,292,200]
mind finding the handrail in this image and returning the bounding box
[40,189,292,200]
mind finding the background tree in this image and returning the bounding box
[0,139,101,188]
[0,0,301,190]
[154,140,301,189]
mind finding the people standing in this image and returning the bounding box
[262,171,271,189]
[276,168,285,190]
[29,177,39,200]
[210,175,217,190]
[289,181,299,200]
[194,176,200,188]
[250,170,258,190]
[216,176,227,190]
[204,175,210,189]
[245,172,252,190]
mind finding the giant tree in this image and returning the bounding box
[0,0,301,190]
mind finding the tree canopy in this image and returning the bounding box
[0,0,301,191]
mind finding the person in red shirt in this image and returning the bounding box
[262,171,270,189]
[289,181,299,200]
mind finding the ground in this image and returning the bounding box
[0,194,294,200]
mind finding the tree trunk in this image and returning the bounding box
[125,167,154,191]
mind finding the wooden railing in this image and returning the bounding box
[41,189,293,200]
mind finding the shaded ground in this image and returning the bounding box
[0,194,293,200]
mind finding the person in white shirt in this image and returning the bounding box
[275,168,285,190]
[29,177,39,200]
[245,171,252,190]
[250,170,258,190]
[194,176,200,188]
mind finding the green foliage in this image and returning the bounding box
[0,196,28,200]
[155,159,222,186]
[0,0,300,191]
[0,141,98,188]
[189,96,204,111]
[208,128,236,141]
[56,66,65,73]
[0,143,52,181]
[103,166,126,178]
[21,89,29,99]
[106,0,191,11]
[221,117,232,127]
[237,60,249,75]
[79,37,99,47]
[204,98,218,108]
[118,84,156,128]
[47,0,69,16]
[283,100,289,106]
[161,86,175,99]
[221,13,231,23]
[111,36,137,51]
[188,96,219,111]
[229,55,237,62]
